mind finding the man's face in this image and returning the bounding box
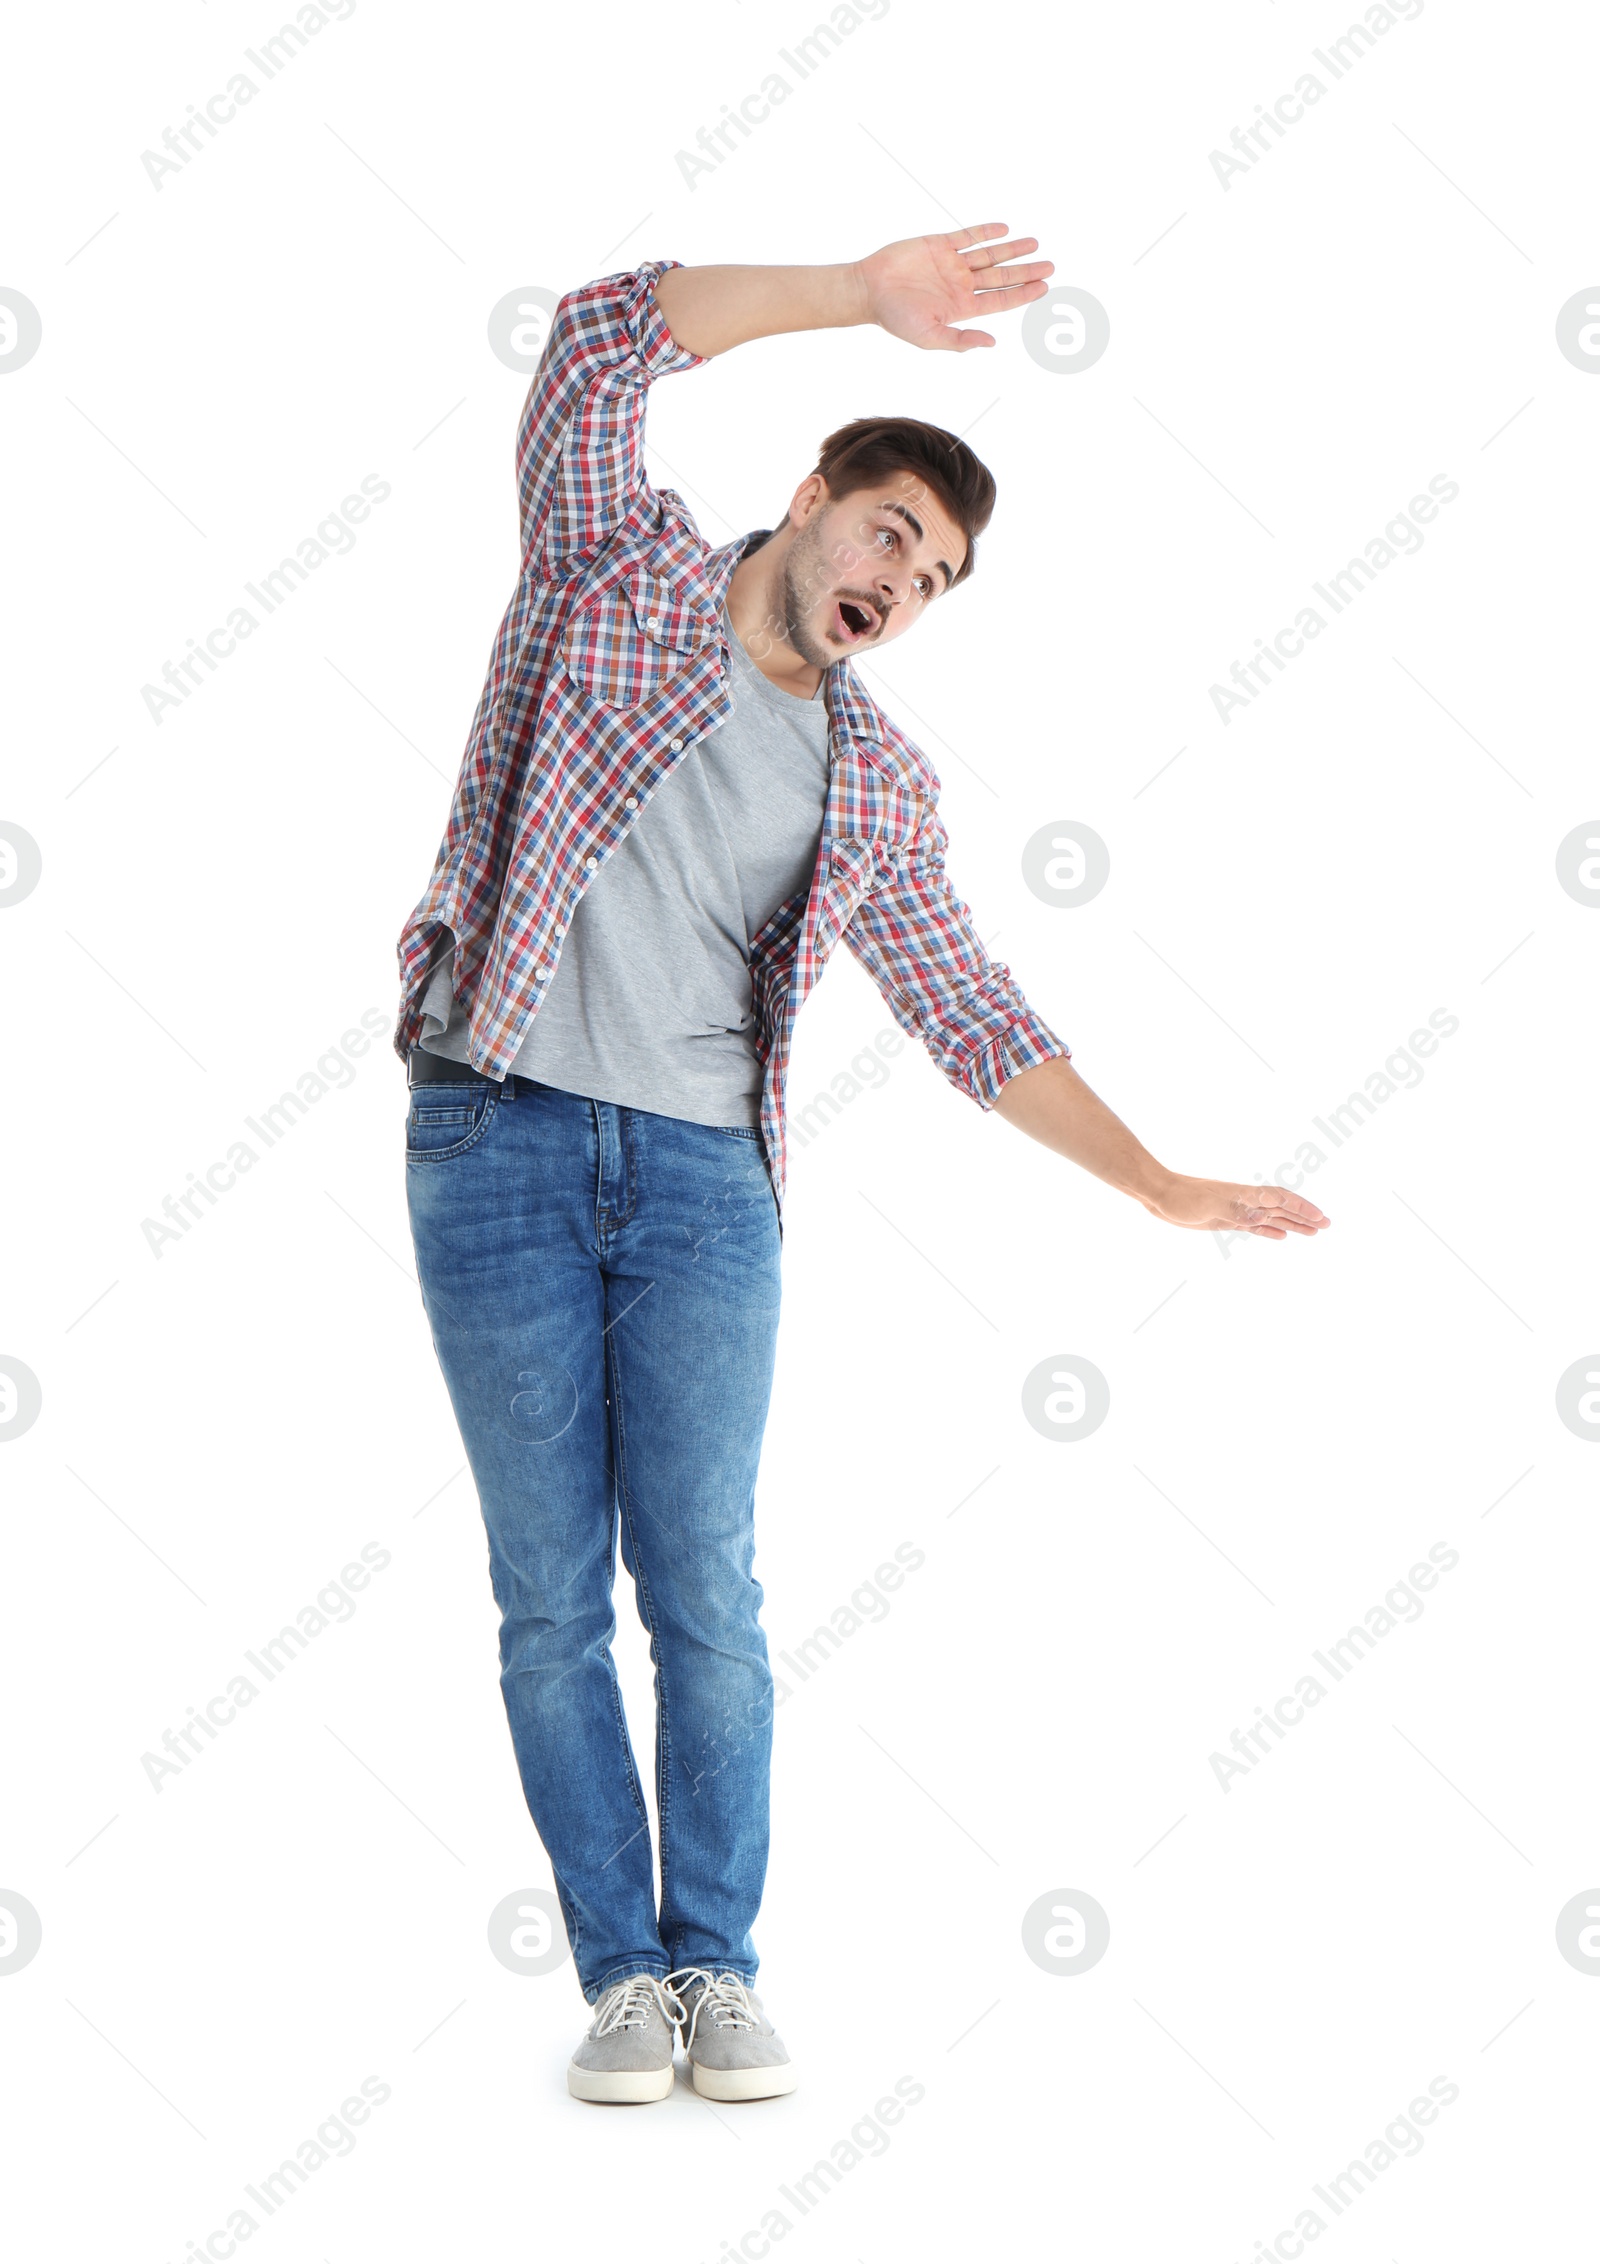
[778,473,967,670]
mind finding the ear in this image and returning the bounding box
[787,472,829,528]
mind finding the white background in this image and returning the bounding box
[3,0,1598,2256]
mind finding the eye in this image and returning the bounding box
[913,576,933,599]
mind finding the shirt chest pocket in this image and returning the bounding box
[560,571,714,709]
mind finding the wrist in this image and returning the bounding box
[1123,1154,1176,1209]
[827,259,872,329]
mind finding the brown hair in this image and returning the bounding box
[808,415,996,587]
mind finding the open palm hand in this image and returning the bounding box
[857,222,1053,352]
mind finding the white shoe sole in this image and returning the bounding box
[691,2061,799,2102]
[567,2062,675,2104]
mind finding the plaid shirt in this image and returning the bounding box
[393,258,1067,1206]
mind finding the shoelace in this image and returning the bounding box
[664,1967,759,2052]
[591,1974,685,2037]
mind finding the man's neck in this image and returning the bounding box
[727,535,826,701]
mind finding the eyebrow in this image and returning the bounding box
[880,500,954,592]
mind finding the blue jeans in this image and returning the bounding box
[404,1069,783,2002]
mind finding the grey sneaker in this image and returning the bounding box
[567,1974,684,2104]
[668,1969,798,2101]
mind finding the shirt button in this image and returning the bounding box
[669,738,683,751]
[554,924,566,937]
[585,856,598,871]
[625,795,639,809]
[647,617,661,633]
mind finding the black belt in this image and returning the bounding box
[407,1047,502,1090]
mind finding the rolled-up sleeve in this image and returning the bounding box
[845,805,1069,1108]
[516,260,707,576]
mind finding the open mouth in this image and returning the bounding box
[833,597,878,644]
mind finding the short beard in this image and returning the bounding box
[779,513,838,672]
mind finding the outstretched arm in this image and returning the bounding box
[652,222,1054,358]
[991,1056,1331,1241]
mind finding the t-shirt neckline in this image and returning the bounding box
[723,604,830,707]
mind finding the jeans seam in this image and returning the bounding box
[586,1348,654,1917]
[599,1505,653,1864]
[589,1097,606,1251]
[608,1322,675,1920]
[620,1107,639,1227]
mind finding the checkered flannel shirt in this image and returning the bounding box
[393,258,1067,1204]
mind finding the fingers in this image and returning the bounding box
[1230,1185,1329,1227]
[1238,1204,1312,1232]
[1266,1189,1330,1229]
[970,258,1052,287]
[943,221,1010,251]
[968,276,1052,313]
[1237,1201,1330,1240]
[1271,1186,1329,1224]
[959,236,1042,269]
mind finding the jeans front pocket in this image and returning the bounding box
[405,1082,499,1164]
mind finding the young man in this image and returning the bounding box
[394,225,1329,2106]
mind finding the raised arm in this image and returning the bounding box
[652,223,1054,358]
[514,260,708,574]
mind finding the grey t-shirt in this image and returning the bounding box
[417,613,832,1127]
